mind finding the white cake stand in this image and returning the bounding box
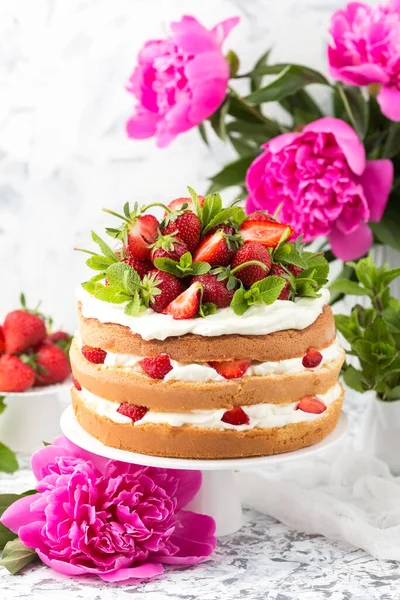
[0,379,72,453]
[60,406,348,537]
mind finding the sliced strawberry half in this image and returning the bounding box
[81,345,107,364]
[127,214,159,259]
[163,282,202,320]
[302,348,323,369]
[296,396,326,414]
[221,406,250,426]
[117,403,148,422]
[240,212,294,248]
[193,231,237,267]
[166,195,204,214]
[0,327,5,355]
[72,376,82,391]
[209,359,251,379]
[139,354,173,379]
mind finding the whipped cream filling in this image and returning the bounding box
[78,383,342,431]
[81,337,343,382]
[77,286,330,341]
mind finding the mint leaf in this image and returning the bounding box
[199,302,217,318]
[343,365,365,393]
[0,442,18,473]
[180,252,192,269]
[82,281,130,304]
[329,280,370,296]
[382,267,400,287]
[106,262,140,294]
[201,193,223,229]
[192,262,211,276]
[252,276,286,304]
[86,255,115,271]
[154,255,211,278]
[0,538,38,575]
[231,288,249,315]
[0,397,6,416]
[124,292,143,316]
[154,257,183,278]
[91,231,118,262]
[187,186,203,219]
[203,206,246,235]
[274,243,308,269]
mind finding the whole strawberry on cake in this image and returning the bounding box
[71,189,345,459]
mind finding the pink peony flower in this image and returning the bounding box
[246,117,393,260]
[126,15,239,147]
[328,0,400,121]
[1,436,216,583]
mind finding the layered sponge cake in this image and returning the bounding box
[71,191,344,459]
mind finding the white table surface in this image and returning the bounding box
[1,391,399,600]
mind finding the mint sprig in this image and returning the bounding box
[154,252,211,278]
[334,254,400,401]
[231,276,286,315]
[187,186,245,234]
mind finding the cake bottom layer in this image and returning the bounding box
[71,387,344,459]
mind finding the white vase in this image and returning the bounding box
[356,391,400,474]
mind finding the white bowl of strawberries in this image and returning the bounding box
[0,296,72,453]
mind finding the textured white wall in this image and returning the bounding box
[0,0,375,329]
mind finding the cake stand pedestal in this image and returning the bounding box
[60,406,348,537]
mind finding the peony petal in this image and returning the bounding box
[159,511,216,565]
[377,86,400,122]
[31,445,66,480]
[245,194,262,214]
[303,117,365,175]
[266,132,299,154]
[36,436,109,475]
[98,563,164,582]
[359,159,393,221]
[185,52,229,83]
[170,16,218,53]
[328,59,389,86]
[18,522,47,552]
[126,111,159,140]
[166,471,202,510]
[329,221,373,260]
[37,551,92,576]
[211,17,240,46]
[1,494,41,533]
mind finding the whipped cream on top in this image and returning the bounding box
[77,286,330,341]
[78,383,342,431]
[80,337,343,382]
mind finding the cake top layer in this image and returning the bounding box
[77,188,330,338]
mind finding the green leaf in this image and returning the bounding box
[364,315,389,343]
[228,95,267,123]
[352,340,375,365]
[201,193,223,229]
[203,207,246,235]
[382,122,400,158]
[329,280,370,297]
[381,268,400,287]
[0,538,38,575]
[106,262,140,295]
[82,281,130,304]
[274,244,308,269]
[0,492,35,549]
[226,49,240,78]
[0,442,18,473]
[187,187,203,220]
[91,232,118,262]
[192,262,212,276]
[208,156,255,193]
[199,302,217,318]
[280,89,324,124]
[198,122,209,147]
[86,255,115,271]
[154,257,182,278]
[124,292,143,316]
[250,48,272,92]
[229,136,258,157]
[246,64,329,104]
[0,396,6,416]
[227,119,281,142]
[231,288,249,315]
[210,98,230,141]
[335,84,369,139]
[251,276,286,305]
[386,385,400,400]
[343,365,365,393]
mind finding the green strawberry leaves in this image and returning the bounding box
[154,253,211,278]
[187,187,245,235]
[231,276,286,315]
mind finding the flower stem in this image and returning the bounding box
[336,83,358,133]
[228,86,273,125]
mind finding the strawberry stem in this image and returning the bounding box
[102,208,131,223]
[141,202,173,214]
[74,248,98,256]
[230,260,270,275]
[273,203,284,220]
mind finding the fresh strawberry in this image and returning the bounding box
[47,331,70,344]
[3,310,46,354]
[166,195,204,214]
[161,212,202,254]
[122,254,153,279]
[81,345,107,364]
[143,270,185,313]
[0,327,5,354]
[302,348,323,369]
[240,211,294,248]
[150,234,189,263]
[117,403,148,422]
[72,376,82,391]
[139,354,173,379]
[209,359,251,379]
[206,224,235,236]
[231,242,271,287]
[193,231,239,267]
[34,343,71,385]
[221,406,250,426]
[0,354,35,392]
[192,274,234,308]
[127,214,159,259]
[270,264,290,299]
[296,395,326,414]
[288,264,303,277]
[163,282,202,320]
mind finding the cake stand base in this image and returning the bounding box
[60,406,348,537]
